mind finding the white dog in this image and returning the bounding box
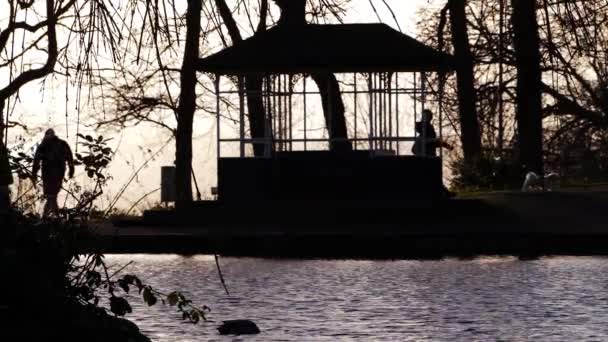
[521,171,559,192]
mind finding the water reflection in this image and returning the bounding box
[106,255,608,341]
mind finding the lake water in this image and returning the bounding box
[105,255,608,341]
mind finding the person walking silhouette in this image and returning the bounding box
[32,129,74,217]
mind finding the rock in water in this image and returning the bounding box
[217,320,261,335]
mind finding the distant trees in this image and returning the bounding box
[541,0,608,175]
[420,0,608,188]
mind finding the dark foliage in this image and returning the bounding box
[7,135,209,341]
[450,151,522,191]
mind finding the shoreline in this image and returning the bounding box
[87,188,608,258]
[91,231,608,259]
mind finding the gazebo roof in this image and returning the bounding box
[197,23,455,75]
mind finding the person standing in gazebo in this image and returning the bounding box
[412,110,455,198]
[412,109,453,157]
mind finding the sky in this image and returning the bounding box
[1,0,430,212]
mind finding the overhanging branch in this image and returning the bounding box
[542,82,606,127]
[0,0,68,101]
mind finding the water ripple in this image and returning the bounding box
[105,255,608,341]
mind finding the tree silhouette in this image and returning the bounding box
[215,0,269,157]
[272,0,352,152]
[438,0,482,168]
[511,0,544,175]
[174,0,203,208]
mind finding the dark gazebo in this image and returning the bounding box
[197,23,455,207]
[198,23,454,73]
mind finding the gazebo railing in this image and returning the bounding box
[217,136,421,159]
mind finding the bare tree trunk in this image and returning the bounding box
[0,98,4,146]
[216,0,268,156]
[245,76,268,156]
[511,0,544,174]
[310,73,352,152]
[175,0,202,208]
[273,0,351,151]
[0,99,10,215]
[448,0,482,165]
